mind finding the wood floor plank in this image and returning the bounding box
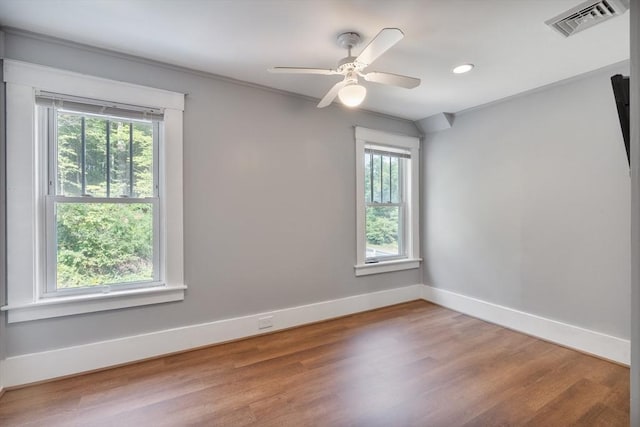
[572,403,630,427]
[525,378,613,426]
[0,300,629,426]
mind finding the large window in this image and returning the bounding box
[40,97,161,295]
[355,127,420,276]
[3,60,185,323]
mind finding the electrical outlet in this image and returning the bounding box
[258,316,273,330]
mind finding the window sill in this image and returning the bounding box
[354,258,422,276]
[1,284,187,323]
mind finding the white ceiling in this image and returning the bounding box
[0,0,630,120]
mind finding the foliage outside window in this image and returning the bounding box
[43,106,160,294]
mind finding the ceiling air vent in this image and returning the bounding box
[545,0,629,37]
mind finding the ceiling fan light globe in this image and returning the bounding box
[338,84,367,107]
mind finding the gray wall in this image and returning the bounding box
[423,62,631,339]
[2,31,420,357]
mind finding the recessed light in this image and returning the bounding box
[452,64,474,74]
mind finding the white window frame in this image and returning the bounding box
[355,126,421,276]
[42,107,161,296]
[2,60,186,322]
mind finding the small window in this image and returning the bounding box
[39,94,163,296]
[355,127,421,276]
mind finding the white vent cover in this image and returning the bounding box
[545,0,629,37]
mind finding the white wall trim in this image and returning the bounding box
[0,284,423,387]
[2,286,187,323]
[1,283,629,388]
[456,59,630,117]
[421,284,630,365]
[3,59,185,110]
[355,126,420,149]
[354,258,422,276]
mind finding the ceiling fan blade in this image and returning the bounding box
[363,71,421,89]
[317,80,347,108]
[269,67,339,75]
[355,28,404,67]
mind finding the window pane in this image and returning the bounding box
[55,202,154,289]
[382,156,390,202]
[56,113,83,196]
[84,117,108,197]
[55,111,154,198]
[372,154,381,203]
[109,121,131,197]
[364,152,371,203]
[365,151,403,204]
[390,157,400,203]
[132,122,154,197]
[366,206,401,258]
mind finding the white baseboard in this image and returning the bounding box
[421,284,630,365]
[0,284,423,387]
[1,282,629,388]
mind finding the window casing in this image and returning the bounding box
[355,127,421,276]
[2,60,185,323]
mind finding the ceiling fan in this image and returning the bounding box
[269,28,421,108]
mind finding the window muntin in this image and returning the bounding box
[364,147,409,262]
[43,106,161,295]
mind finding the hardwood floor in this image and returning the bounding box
[0,301,629,426]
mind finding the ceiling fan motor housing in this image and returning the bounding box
[337,56,365,74]
[336,32,366,75]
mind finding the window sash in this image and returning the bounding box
[46,108,159,199]
[44,196,161,296]
[364,148,406,204]
[365,204,407,262]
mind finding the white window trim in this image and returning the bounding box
[2,60,186,322]
[355,126,421,276]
